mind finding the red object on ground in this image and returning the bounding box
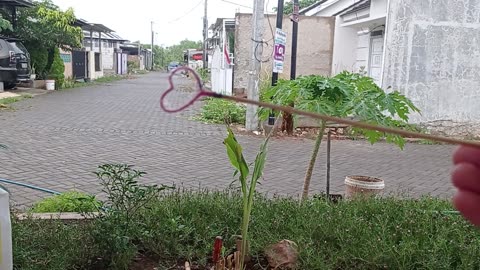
[213,236,223,263]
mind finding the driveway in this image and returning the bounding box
[0,72,456,207]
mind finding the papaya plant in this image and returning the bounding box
[260,71,420,201]
[223,127,270,269]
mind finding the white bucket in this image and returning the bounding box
[345,175,385,199]
[45,80,55,90]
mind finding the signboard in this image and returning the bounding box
[273,28,287,73]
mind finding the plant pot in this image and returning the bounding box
[45,80,55,91]
[345,175,385,199]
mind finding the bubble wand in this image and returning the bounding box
[161,67,480,148]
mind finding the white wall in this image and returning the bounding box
[383,0,480,136]
[331,16,358,74]
[370,0,388,18]
[86,47,114,70]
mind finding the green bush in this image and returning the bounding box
[30,191,101,213]
[49,48,65,88]
[195,98,246,125]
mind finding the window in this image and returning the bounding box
[95,53,101,71]
[60,53,72,63]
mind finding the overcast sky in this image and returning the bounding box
[53,0,278,46]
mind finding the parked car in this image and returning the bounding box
[6,38,32,84]
[0,37,32,89]
[167,61,180,72]
[0,38,18,89]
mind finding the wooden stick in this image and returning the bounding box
[221,95,480,148]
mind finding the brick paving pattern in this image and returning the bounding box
[0,72,455,207]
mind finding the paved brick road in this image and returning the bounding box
[0,72,456,207]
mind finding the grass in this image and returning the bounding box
[194,98,246,125]
[60,75,127,90]
[0,94,33,109]
[30,191,101,213]
[12,191,480,270]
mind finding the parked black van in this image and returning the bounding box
[0,37,32,89]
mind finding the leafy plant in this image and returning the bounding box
[197,67,210,83]
[30,191,101,213]
[92,164,171,269]
[48,48,65,88]
[260,71,420,200]
[224,128,270,269]
[196,98,246,125]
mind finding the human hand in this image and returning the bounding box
[452,146,480,226]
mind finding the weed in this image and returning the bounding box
[195,98,246,125]
[59,75,125,90]
[91,164,172,269]
[30,191,101,213]
[12,217,97,270]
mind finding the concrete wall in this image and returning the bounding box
[383,0,480,136]
[87,51,103,80]
[234,14,334,93]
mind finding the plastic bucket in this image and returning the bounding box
[345,175,385,199]
[45,80,55,90]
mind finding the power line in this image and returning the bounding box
[220,0,253,9]
[168,0,204,24]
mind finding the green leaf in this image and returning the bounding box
[223,128,249,193]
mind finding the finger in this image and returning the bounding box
[453,190,480,227]
[452,164,480,193]
[453,146,480,167]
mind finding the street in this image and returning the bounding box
[0,72,455,207]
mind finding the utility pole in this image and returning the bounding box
[269,0,284,125]
[245,0,265,131]
[151,21,155,71]
[203,0,208,69]
[290,0,299,80]
[282,0,300,135]
[272,0,284,86]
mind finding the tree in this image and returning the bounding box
[260,71,420,201]
[273,0,320,15]
[0,15,12,32]
[14,0,83,79]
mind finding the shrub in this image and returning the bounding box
[196,98,246,125]
[30,191,101,213]
[49,48,65,88]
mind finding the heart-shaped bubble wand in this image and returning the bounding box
[161,66,480,148]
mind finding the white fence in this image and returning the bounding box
[210,47,233,96]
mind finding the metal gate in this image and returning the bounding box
[72,50,86,79]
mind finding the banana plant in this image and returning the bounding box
[223,128,270,270]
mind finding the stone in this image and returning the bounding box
[265,240,299,269]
